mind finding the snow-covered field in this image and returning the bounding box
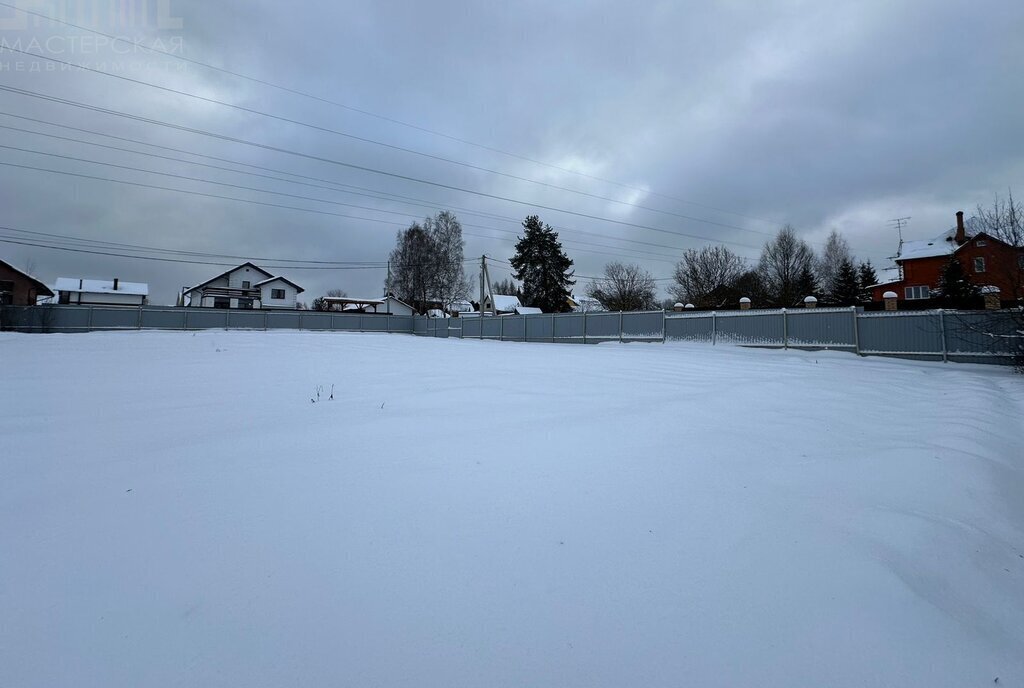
[2,331,1023,687]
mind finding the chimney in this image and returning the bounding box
[955,211,966,244]
[113,278,119,291]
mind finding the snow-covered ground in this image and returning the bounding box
[2,331,1023,687]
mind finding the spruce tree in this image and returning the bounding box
[937,257,980,308]
[858,260,879,302]
[795,265,819,305]
[510,215,575,313]
[829,259,861,306]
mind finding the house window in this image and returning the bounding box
[271,289,286,299]
[974,257,986,273]
[58,291,70,305]
[242,281,251,289]
[237,298,253,310]
[905,285,930,300]
[976,240,987,247]
[213,297,231,309]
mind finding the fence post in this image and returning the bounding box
[782,308,788,349]
[711,311,717,346]
[137,306,143,330]
[298,312,304,331]
[851,306,860,355]
[88,306,94,332]
[583,310,587,344]
[662,309,667,343]
[225,310,231,330]
[618,311,624,343]
[499,314,504,341]
[551,314,556,344]
[264,310,269,331]
[939,309,948,363]
[183,308,189,331]
[387,312,391,334]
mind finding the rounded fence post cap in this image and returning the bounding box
[739,297,752,304]
[803,296,818,303]
[883,291,898,299]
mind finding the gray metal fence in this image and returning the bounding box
[3,304,1019,365]
[0,305,416,335]
[417,307,1022,365]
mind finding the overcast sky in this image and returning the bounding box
[1,0,1022,304]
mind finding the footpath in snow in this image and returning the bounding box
[1,331,1023,687]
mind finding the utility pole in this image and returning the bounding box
[480,255,496,316]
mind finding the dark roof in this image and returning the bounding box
[184,262,275,293]
[254,275,305,293]
[0,258,54,297]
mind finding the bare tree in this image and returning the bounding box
[491,278,520,297]
[388,222,434,312]
[425,210,469,311]
[670,245,745,307]
[587,262,658,312]
[759,225,817,307]
[970,191,1024,371]
[326,289,347,298]
[816,230,853,301]
[973,190,1024,302]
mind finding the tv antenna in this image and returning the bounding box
[889,217,911,244]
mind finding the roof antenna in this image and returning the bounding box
[889,216,911,254]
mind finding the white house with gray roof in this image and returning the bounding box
[183,262,304,310]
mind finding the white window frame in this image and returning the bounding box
[905,285,930,300]
[973,257,986,273]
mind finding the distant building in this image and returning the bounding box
[55,277,147,306]
[183,262,304,310]
[869,211,1024,304]
[320,295,415,315]
[568,294,603,312]
[0,258,53,305]
[482,294,523,314]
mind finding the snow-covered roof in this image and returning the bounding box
[0,258,53,296]
[55,277,148,296]
[895,227,958,261]
[867,266,902,288]
[515,306,543,315]
[324,296,384,305]
[490,294,522,311]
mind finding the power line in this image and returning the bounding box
[0,0,780,227]
[0,47,783,242]
[0,82,778,252]
[0,112,712,261]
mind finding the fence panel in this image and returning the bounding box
[944,311,1019,358]
[554,313,584,342]
[858,312,944,356]
[786,308,856,348]
[301,312,333,331]
[264,311,301,330]
[524,313,553,342]
[87,307,140,330]
[585,312,620,340]
[360,316,389,332]
[186,309,229,330]
[140,308,187,330]
[622,311,664,341]
[225,310,266,330]
[715,311,785,345]
[480,317,501,340]
[665,314,713,342]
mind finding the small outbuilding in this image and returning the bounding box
[55,277,148,306]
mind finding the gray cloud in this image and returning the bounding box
[0,0,1021,304]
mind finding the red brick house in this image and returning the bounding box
[869,211,1024,304]
[0,258,54,306]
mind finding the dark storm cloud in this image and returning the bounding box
[0,0,1021,303]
